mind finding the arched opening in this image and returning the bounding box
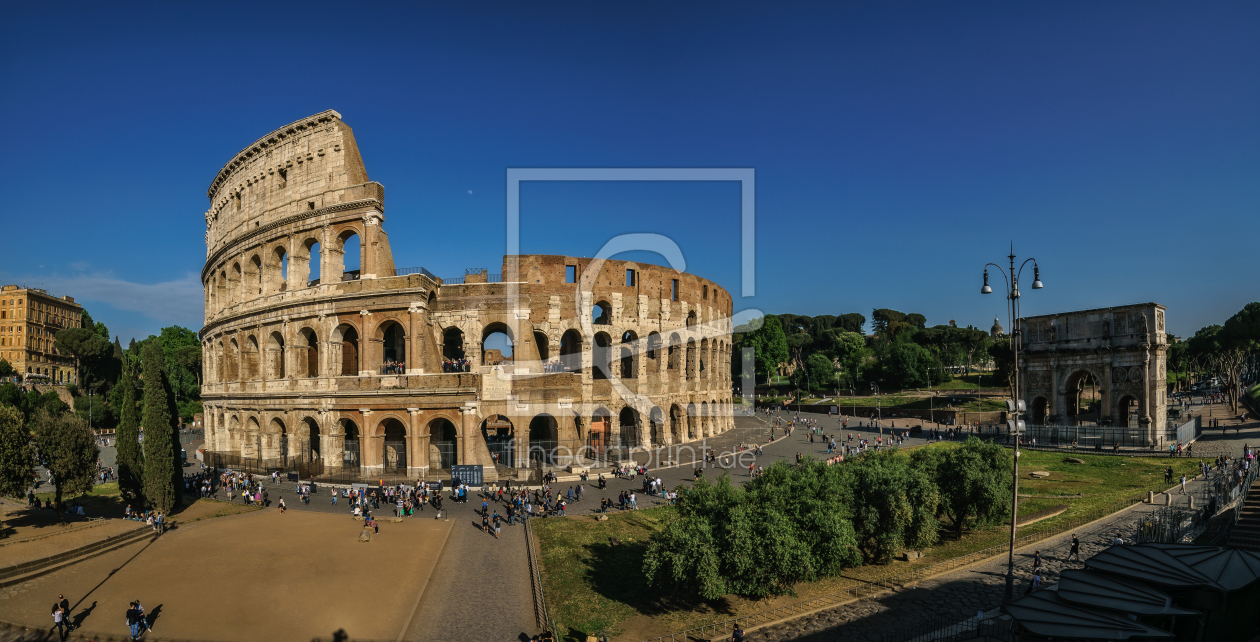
[700,401,709,437]
[592,301,612,325]
[647,332,661,365]
[268,332,286,379]
[620,331,638,380]
[244,416,261,461]
[686,310,696,328]
[428,418,458,470]
[560,329,583,372]
[668,333,682,370]
[230,263,242,306]
[248,255,263,298]
[381,418,407,471]
[443,327,466,361]
[227,338,240,381]
[269,245,288,294]
[244,335,259,380]
[342,420,361,469]
[686,338,697,381]
[593,332,612,380]
[619,407,639,452]
[670,404,684,444]
[337,325,359,376]
[589,409,610,458]
[427,290,436,310]
[216,271,227,310]
[1065,371,1101,425]
[687,402,698,440]
[1031,397,1048,425]
[650,407,665,448]
[269,418,288,466]
[378,321,406,373]
[1117,395,1138,428]
[216,341,225,382]
[303,239,322,286]
[338,230,361,280]
[299,328,319,378]
[481,415,515,468]
[304,417,320,462]
[482,323,513,366]
[528,414,558,466]
[534,330,550,362]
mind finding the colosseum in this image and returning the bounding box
[199,110,735,483]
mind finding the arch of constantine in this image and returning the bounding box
[1018,303,1168,444]
[198,111,735,483]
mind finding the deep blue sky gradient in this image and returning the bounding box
[1,2,1256,343]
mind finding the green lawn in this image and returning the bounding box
[536,448,1204,640]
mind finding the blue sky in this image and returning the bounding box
[1,2,1256,344]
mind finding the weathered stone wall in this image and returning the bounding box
[1019,303,1168,443]
[200,112,734,482]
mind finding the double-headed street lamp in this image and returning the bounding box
[981,244,1044,604]
[870,382,881,432]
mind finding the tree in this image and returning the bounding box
[871,309,908,341]
[884,342,934,389]
[643,464,861,600]
[31,410,98,511]
[743,315,789,380]
[931,438,1011,536]
[0,404,33,498]
[786,332,813,372]
[842,450,939,563]
[140,342,179,513]
[0,359,13,379]
[116,378,143,505]
[834,313,866,334]
[793,353,836,392]
[54,327,112,390]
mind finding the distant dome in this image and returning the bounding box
[991,317,1005,338]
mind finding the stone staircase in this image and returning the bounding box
[1227,491,1260,552]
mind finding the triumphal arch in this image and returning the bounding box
[198,111,735,483]
[1018,303,1168,444]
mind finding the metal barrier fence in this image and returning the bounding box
[524,516,558,635]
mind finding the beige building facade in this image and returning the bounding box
[0,285,83,384]
[199,111,735,482]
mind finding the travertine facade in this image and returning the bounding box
[199,111,735,481]
[1018,303,1168,442]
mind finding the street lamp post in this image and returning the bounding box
[870,382,881,432]
[981,243,1044,604]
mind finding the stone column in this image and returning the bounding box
[326,413,344,472]
[407,408,424,480]
[362,213,382,278]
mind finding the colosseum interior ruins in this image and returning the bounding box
[200,110,735,483]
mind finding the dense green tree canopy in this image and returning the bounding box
[140,342,180,514]
[842,450,940,563]
[0,405,33,500]
[32,410,98,510]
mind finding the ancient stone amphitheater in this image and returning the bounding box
[199,110,734,482]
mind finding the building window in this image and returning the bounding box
[565,265,577,284]
[671,279,679,301]
[625,269,636,287]
[703,285,708,299]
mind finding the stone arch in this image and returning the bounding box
[298,327,319,378]
[341,418,361,469]
[593,331,612,380]
[227,337,240,381]
[686,402,698,440]
[481,321,514,366]
[647,331,661,367]
[529,414,559,466]
[336,228,362,278]
[375,319,407,372]
[620,330,638,380]
[1031,396,1049,425]
[593,300,612,325]
[700,401,710,437]
[244,415,261,461]
[379,417,408,472]
[230,262,243,305]
[246,254,263,299]
[226,414,241,455]
[267,243,288,294]
[649,406,666,447]
[560,329,583,372]
[442,326,466,361]
[619,406,640,451]
[686,338,697,381]
[482,414,515,468]
[534,330,550,362]
[265,417,287,466]
[590,407,611,455]
[267,331,286,379]
[668,332,682,370]
[303,416,320,461]
[1116,395,1139,428]
[300,237,322,286]
[244,334,259,380]
[333,323,359,376]
[428,417,458,470]
[1063,369,1103,425]
[670,404,684,444]
[686,310,697,328]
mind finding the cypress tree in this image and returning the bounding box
[116,377,144,505]
[141,342,176,513]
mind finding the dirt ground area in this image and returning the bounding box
[0,509,453,641]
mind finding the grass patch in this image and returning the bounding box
[537,448,1206,640]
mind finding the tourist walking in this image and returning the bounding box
[126,602,141,640]
[1068,534,1081,561]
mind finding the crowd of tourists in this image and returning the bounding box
[380,360,406,374]
[442,357,470,372]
